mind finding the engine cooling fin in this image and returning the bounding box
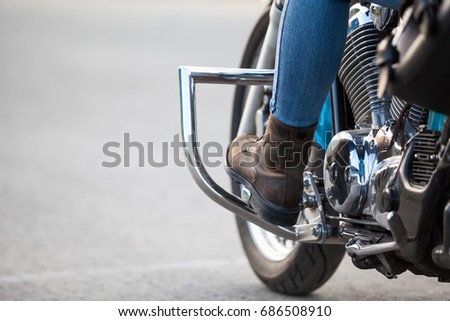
[411,131,440,185]
[338,22,384,125]
[390,96,429,128]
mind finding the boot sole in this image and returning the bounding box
[225,157,300,227]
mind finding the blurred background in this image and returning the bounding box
[0,0,449,300]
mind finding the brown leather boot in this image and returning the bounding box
[226,114,317,226]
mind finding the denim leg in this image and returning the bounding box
[270,0,350,127]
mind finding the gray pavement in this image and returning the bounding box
[0,0,449,300]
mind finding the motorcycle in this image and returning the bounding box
[178,0,450,294]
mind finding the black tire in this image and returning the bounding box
[232,6,345,295]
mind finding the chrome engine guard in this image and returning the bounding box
[178,66,337,243]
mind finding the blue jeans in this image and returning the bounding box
[270,0,400,127]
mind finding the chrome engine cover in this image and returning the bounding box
[324,128,378,217]
[367,155,401,229]
[324,126,400,225]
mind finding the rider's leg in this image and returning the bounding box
[227,0,350,226]
[271,0,350,127]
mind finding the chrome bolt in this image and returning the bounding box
[430,154,437,162]
[311,225,322,238]
[303,193,317,208]
[303,177,311,188]
[241,187,252,203]
[312,224,332,239]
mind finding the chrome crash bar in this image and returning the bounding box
[178,66,332,243]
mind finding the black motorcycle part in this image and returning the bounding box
[380,0,450,114]
[432,201,450,269]
[330,79,354,134]
[352,254,409,278]
[395,134,450,279]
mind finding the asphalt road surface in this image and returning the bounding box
[1,0,449,300]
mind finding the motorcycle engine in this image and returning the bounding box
[323,4,439,227]
[323,124,397,227]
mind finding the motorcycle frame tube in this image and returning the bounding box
[330,78,352,135]
[178,66,343,244]
[237,1,281,136]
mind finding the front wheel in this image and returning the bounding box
[232,6,344,295]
